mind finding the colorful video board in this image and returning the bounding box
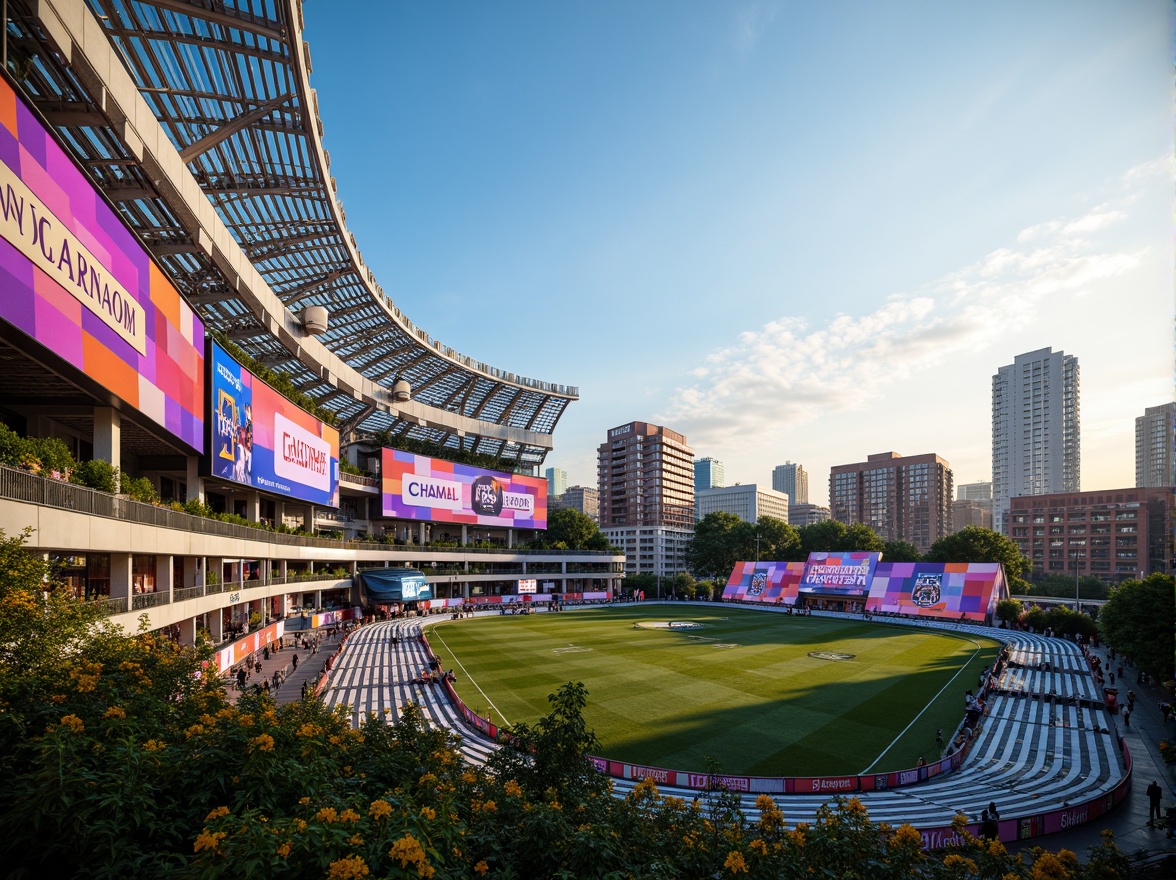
[381,448,548,529]
[0,77,204,450]
[798,552,881,596]
[865,562,1005,621]
[724,560,806,603]
[208,340,339,506]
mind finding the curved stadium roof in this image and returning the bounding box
[5,0,576,466]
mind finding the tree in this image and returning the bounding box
[924,526,1031,593]
[685,511,746,581]
[798,519,849,554]
[756,516,802,561]
[845,523,886,552]
[1099,573,1175,681]
[883,540,922,562]
[1024,573,1108,601]
[541,507,607,550]
[995,598,1023,627]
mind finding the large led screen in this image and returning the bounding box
[0,77,204,450]
[865,562,1006,622]
[723,560,806,603]
[798,551,881,596]
[208,340,339,506]
[381,448,548,529]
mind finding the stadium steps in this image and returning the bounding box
[321,616,1126,830]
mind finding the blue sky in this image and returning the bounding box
[305,1,1172,505]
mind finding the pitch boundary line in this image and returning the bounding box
[430,626,511,728]
[859,634,984,775]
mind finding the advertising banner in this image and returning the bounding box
[0,77,204,450]
[214,619,285,673]
[865,562,1005,622]
[381,448,548,529]
[208,339,339,506]
[799,552,880,596]
[722,560,806,602]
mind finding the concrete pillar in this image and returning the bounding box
[110,553,132,612]
[507,529,514,549]
[208,610,224,644]
[156,554,174,601]
[461,524,468,546]
[246,491,261,523]
[313,590,323,610]
[208,557,224,589]
[279,559,288,580]
[185,454,204,503]
[182,557,200,590]
[177,616,197,646]
[419,522,427,545]
[93,407,121,469]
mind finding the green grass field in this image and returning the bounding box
[426,606,999,777]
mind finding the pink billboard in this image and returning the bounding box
[0,76,204,450]
[381,448,548,529]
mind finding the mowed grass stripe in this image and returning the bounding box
[427,607,997,776]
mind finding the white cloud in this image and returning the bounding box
[732,1,784,59]
[659,201,1145,451]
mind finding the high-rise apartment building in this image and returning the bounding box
[772,461,808,504]
[550,485,599,522]
[992,347,1080,534]
[1135,403,1175,488]
[544,466,567,498]
[951,500,993,532]
[598,422,694,577]
[694,457,725,491]
[695,484,790,525]
[829,451,953,554]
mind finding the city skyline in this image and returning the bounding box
[305,2,1172,505]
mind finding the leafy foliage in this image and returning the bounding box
[1098,573,1175,680]
[532,507,610,551]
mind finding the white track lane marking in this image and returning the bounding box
[859,635,983,775]
[431,627,511,728]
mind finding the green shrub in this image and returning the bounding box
[70,459,119,494]
[120,476,159,504]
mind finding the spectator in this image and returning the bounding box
[1147,780,1164,825]
[979,809,998,841]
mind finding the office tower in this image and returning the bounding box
[957,481,993,503]
[544,466,567,498]
[694,456,725,491]
[992,347,1080,534]
[550,485,600,522]
[829,451,953,554]
[772,461,809,504]
[951,499,993,532]
[1135,403,1175,488]
[599,421,694,579]
[788,503,831,526]
[695,484,789,525]
[1008,486,1171,581]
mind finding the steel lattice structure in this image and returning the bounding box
[3,0,576,466]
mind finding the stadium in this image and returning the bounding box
[0,0,1144,865]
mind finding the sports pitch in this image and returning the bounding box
[426,606,1000,776]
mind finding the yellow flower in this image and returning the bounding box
[943,854,978,874]
[276,842,292,858]
[474,861,489,876]
[749,838,768,856]
[462,770,478,784]
[891,823,923,849]
[481,800,497,813]
[388,834,434,877]
[250,733,275,752]
[205,806,230,821]
[293,819,307,832]
[369,799,393,820]
[349,834,364,846]
[185,724,205,738]
[193,831,226,853]
[724,850,748,874]
[317,807,339,824]
[59,714,85,733]
[299,796,311,805]
[420,807,436,820]
[340,808,360,824]
[297,723,321,738]
[326,854,370,879]
[1030,852,1071,880]
[143,739,165,752]
[103,706,126,720]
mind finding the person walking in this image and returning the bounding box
[979,809,999,841]
[1146,780,1164,825]
[1123,707,1131,728]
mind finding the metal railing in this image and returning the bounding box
[340,471,379,488]
[0,464,615,557]
[132,591,169,610]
